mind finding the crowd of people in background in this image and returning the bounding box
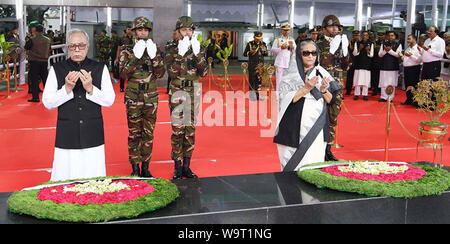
[3,20,450,106]
[293,25,449,106]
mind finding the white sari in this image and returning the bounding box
[275,54,330,171]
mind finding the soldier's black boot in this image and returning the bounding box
[141,161,153,178]
[131,163,140,176]
[182,157,198,179]
[173,160,183,180]
[325,144,338,161]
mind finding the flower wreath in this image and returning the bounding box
[7,177,179,223]
[298,161,450,198]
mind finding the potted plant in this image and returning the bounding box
[0,34,19,93]
[412,78,450,147]
[215,43,233,89]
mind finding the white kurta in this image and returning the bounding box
[276,63,328,171]
[42,64,115,181]
[422,36,446,63]
[353,43,374,87]
[378,43,402,88]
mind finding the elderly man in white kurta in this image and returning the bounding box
[272,24,296,89]
[42,29,115,181]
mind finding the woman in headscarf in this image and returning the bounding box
[274,39,341,172]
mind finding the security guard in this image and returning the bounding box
[96,30,111,68]
[316,15,350,161]
[165,16,208,179]
[119,16,165,177]
[243,31,269,100]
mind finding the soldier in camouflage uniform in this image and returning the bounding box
[316,15,350,161]
[119,17,166,177]
[96,30,111,68]
[165,16,208,179]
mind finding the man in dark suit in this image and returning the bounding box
[24,24,51,102]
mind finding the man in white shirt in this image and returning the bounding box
[378,31,402,102]
[420,26,445,80]
[400,34,422,105]
[42,29,116,181]
[272,24,296,89]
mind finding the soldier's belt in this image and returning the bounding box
[181,80,194,87]
[128,82,151,91]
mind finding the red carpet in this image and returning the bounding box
[0,75,448,192]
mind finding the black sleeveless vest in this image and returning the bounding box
[53,58,105,149]
[381,41,400,71]
[355,41,372,71]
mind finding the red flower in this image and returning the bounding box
[321,164,426,183]
[37,180,155,205]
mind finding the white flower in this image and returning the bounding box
[63,179,131,195]
[338,161,408,175]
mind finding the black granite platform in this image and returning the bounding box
[1,162,449,224]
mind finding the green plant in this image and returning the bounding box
[196,33,211,49]
[412,78,450,124]
[0,34,18,71]
[216,43,233,62]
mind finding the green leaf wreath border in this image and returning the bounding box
[7,177,179,223]
[297,161,450,198]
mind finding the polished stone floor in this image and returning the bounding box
[1,162,449,224]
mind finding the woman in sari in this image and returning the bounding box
[274,39,341,171]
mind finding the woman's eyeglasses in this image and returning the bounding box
[302,51,317,57]
[67,43,88,51]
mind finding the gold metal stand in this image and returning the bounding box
[206,57,214,102]
[384,85,394,161]
[240,62,248,114]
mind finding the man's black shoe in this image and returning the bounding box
[27,98,40,103]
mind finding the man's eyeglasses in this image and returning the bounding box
[67,43,88,51]
[302,51,317,57]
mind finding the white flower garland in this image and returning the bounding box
[60,179,131,196]
[337,161,409,175]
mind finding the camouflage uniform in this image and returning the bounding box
[119,17,165,176]
[96,31,111,68]
[165,16,208,179]
[316,15,349,161]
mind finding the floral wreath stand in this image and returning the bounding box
[7,177,179,223]
[298,161,450,198]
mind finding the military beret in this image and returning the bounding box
[297,27,308,34]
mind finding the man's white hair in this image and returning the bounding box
[66,28,90,44]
